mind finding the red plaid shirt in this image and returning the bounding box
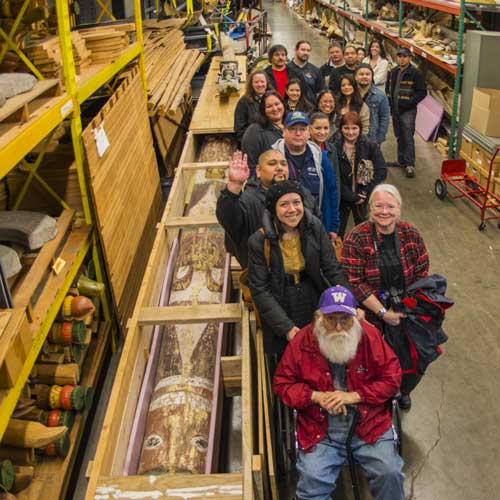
[342,221,429,304]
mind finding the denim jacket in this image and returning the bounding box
[364,84,390,144]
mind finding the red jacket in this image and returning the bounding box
[274,320,402,452]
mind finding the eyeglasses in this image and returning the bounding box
[372,203,398,211]
[323,314,354,328]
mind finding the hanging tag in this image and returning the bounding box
[93,123,110,158]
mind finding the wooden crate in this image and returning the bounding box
[85,132,265,499]
[0,309,31,388]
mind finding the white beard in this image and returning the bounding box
[314,317,363,365]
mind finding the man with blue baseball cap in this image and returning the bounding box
[274,285,404,500]
[272,111,341,242]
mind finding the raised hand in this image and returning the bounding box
[227,151,250,193]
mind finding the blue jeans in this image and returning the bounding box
[296,413,404,500]
[392,109,417,167]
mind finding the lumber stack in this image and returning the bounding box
[144,22,204,117]
[78,26,130,63]
[24,36,62,79]
[24,32,92,78]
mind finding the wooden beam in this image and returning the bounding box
[181,161,229,170]
[241,306,254,499]
[95,473,243,499]
[164,215,219,229]
[136,303,242,326]
[221,355,242,397]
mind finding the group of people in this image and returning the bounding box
[235,39,427,180]
[217,37,436,500]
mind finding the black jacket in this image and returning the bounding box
[241,122,283,174]
[334,134,387,205]
[328,64,357,94]
[386,64,427,113]
[248,209,349,354]
[287,60,324,103]
[234,96,261,142]
[216,178,321,268]
[264,64,307,98]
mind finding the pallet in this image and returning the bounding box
[0,79,60,124]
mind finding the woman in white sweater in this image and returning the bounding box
[363,40,389,92]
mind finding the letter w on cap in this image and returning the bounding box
[332,292,346,302]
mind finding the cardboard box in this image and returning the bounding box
[460,134,473,159]
[469,87,500,138]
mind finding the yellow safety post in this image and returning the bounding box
[57,0,116,343]
[0,28,44,80]
[55,0,92,225]
[186,0,194,23]
[11,131,56,209]
[134,0,148,99]
[214,22,220,37]
[207,33,213,52]
[96,0,117,22]
[0,0,31,63]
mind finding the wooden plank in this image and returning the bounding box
[164,215,219,229]
[252,454,266,500]
[181,161,229,170]
[12,209,75,309]
[82,69,162,333]
[241,306,254,499]
[221,355,242,397]
[257,328,278,500]
[0,80,59,123]
[137,303,241,326]
[95,473,242,499]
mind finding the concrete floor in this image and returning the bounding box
[266,2,500,499]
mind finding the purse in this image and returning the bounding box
[356,159,375,186]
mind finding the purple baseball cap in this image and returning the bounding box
[319,286,357,316]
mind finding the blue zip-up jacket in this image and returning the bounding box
[363,84,390,144]
[272,139,340,233]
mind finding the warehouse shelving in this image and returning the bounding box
[0,0,147,494]
[307,0,500,157]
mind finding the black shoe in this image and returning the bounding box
[387,161,402,168]
[398,394,411,410]
[405,166,415,178]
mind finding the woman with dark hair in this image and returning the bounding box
[334,111,387,237]
[363,40,389,91]
[335,75,370,134]
[356,46,367,63]
[309,112,341,203]
[234,70,270,142]
[316,89,337,136]
[241,90,285,175]
[248,180,349,357]
[284,78,314,115]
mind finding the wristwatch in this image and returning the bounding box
[377,306,388,319]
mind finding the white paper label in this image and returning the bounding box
[93,123,110,158]
[61,99,73,117]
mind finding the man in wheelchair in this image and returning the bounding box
[274,285,404,500]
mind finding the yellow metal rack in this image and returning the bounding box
[0,0,147,443]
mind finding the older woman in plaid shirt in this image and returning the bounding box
[341,183,429,410]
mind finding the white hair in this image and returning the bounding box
[368,183,402,207]
[314,314,363,365]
